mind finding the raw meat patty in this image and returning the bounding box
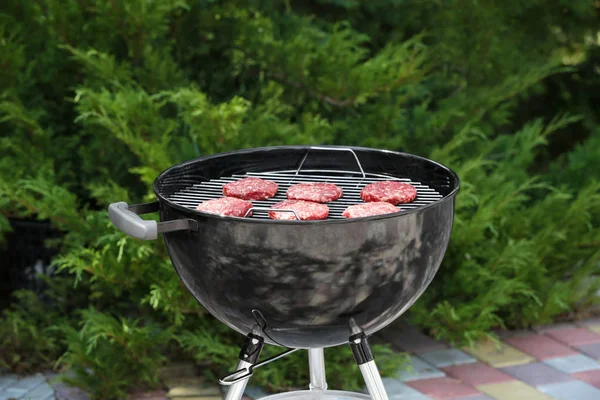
[196,197,253,217]
[286,183,343,203]
[223,177,279,200]
[268,200,329,221]
[342,202,399,219]
[360,181,417,205]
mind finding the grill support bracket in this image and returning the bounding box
[220,330,389,400]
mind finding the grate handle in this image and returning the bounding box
[244,207,300,220]
[296,146,366,178]
[108,201,197,240]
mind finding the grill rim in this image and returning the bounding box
[152,145,460,225]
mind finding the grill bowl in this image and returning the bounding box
[149,146,459,348]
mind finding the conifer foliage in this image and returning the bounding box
[1,1,599,398]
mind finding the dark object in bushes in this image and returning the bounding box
[1,219,61,306]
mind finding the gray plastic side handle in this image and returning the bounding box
[108,202,158,240]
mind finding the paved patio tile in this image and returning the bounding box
[7,373,46,392]
[501,362,573,387]
[534,322,576,333]
[244,386,270,399]
[462,340,534,368]
[441,362,513,387]
[379,324,449,353]
[51,383,89,400]
[543,354,600,374]
[545,327,600,346]
[163,376,208,389]
[128,389,169,399]
[1,387,29,398]
[418,349,477,368]
[406,377,481,399]
[23,382,55,400]
[478,380,554,399]
[381,378,433,399]
[0,376,16,391]
[538,380,600,400]
[588,325,600,335]
[167,383,221,398]
[395,356,446,381]
[572,369,600,389]
[577,343,600,360]
[505,334,577,360]
[578,318,600,327]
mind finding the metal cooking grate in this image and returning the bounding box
[167,169,443,220]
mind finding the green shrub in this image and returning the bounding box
[1,1,599,399]
[0,289,63,373]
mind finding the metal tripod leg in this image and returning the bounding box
[308,348,327,390]
[349,332,389,400]
[223,331,265,400]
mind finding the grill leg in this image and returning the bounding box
[308,348,327,390]
[224,331,265,400]
[350,332,389,400]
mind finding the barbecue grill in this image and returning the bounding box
[108,145,459,400]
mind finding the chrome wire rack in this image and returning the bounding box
[166,147,444,219]
[167,170,443,220]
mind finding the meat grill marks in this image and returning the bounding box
[269,200,329,221]
[342,202,399,219]
[361,181,418,205]
[223,177,279,200]
[195,197,253,217]
[286,182,343,203]
[168,170,443,220]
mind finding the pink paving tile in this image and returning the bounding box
[441,362,514,386]
[573,369,600,389]
[505,334,577,360]
[406,377,481,400]
[545,328,600,346]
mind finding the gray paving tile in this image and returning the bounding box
[579,318,600,327]
[418,349,477,368]
[378,324,448,353]
[244,385,269,399]
[0,376,18,391]
[534,322,576,333]
[577,343,600,360]
[51,385,90,400]
[2,387,29,398]
[544,354,600,374]
[501,361,574,387]
[539,380,600,400]
[21,382,55,400]
[395,356,445,382]
[9,373,46,392]
[381,378,433,399]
